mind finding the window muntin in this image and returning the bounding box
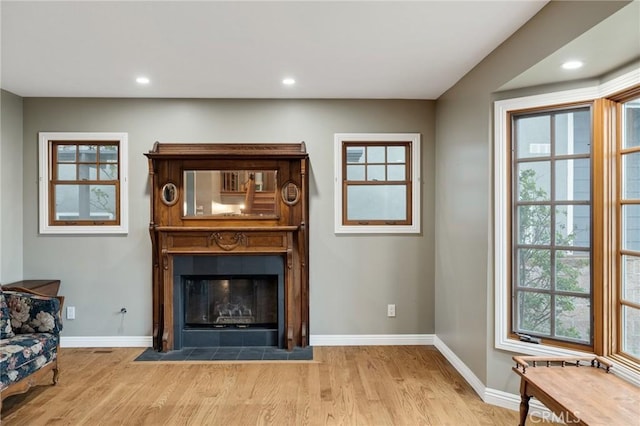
[511,106,593,346]
[334,133,420,234]
[39,132,128,234]
[619,96,640,361]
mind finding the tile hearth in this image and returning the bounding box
[134,346,313,362]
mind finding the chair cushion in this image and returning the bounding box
[0,289,14,339]
[0,333,59,390]
[4,291,62,334]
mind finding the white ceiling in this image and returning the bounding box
[1,1,551,99]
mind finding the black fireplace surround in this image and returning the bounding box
[173,255,285,349]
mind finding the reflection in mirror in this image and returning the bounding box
[183,170,278,216]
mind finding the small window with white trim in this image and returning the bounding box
[39,132,128,234]
[334,133,420,234]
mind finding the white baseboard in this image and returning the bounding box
[484,388,557,421]
[61,334,433,348]
[434,336,557,421]
[433,336,486,397]
[309,334,435,346]
[60,336,152,348]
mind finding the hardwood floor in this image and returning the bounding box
[1,346,554,425]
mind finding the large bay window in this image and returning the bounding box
[495,69,640,378]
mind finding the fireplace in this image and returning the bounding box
[183,276,277,328]
[173,255,285,349]
[145,142,309,352]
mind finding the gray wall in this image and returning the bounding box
[22,98,436,337]
[1,90,24,283]
[434,0,630,390]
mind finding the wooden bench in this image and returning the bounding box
[512,356,639,426]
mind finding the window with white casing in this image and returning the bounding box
[334,133,420,234]
[39,132,128,234]
[494,68,640,382]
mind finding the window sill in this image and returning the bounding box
[39,224,128,235]
[334,223,420,234]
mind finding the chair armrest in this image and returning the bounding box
[4,290,64,335]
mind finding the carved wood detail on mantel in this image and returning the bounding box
[209,232,246,251]
[145,143,309,352]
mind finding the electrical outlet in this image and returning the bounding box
[67,306,76,320]
[387,304,396,317]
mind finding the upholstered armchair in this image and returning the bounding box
[0,287,64,411]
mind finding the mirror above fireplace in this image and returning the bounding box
[183,170,278,217]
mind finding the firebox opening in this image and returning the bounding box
[173,255,285,349]
[183,275,278,330]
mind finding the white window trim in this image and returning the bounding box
[334,133,421,234]
[494,69,640,359]
[38,132,129,234]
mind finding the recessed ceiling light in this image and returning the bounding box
[561,61,583,70]
[282,78,295,86]
[136,76,150,84]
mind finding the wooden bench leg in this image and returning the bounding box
[519,379,531,426]
[519,394,531,426]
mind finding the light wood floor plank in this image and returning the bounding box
[1,346,558,425]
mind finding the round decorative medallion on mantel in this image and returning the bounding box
[281,181,300,206]
[160,182,178,206]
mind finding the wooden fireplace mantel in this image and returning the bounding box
[145,142,309,352]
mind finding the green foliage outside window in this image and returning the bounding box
[516,169,589,341]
